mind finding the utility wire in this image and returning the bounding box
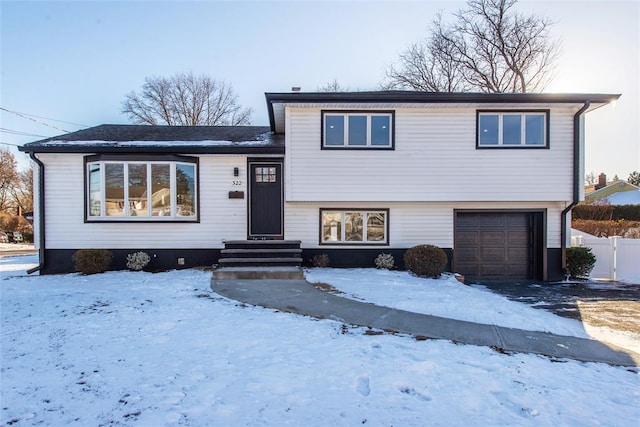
[0,107,70,133]
[1,108,88,128]
[0,128,48,138]
[0,141,25,147]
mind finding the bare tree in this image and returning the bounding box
[628,171,640,186]
[11,168,33,213]
[384,0,560,92]
[122,72,252,126]
[0,149,19,212]
[317,79,347,92]
[585,171,596,186]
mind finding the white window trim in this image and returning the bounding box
[478,111,548,147]
[87,160,197,221]
[322,111,393,148]
[320,209,389,245]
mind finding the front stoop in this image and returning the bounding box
[213,240,304,281]
[213,266,305,280]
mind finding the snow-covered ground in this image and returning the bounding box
[2,256,639,426]
[0,242,35,252]
[306,268,640,355]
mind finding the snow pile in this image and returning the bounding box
[2,256,639,426]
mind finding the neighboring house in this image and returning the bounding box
[584,174,640,205]
[19,91,619,281]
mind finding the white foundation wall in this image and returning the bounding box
[285,106,576,203]
[39,153,248,249]
[284,201,566,249]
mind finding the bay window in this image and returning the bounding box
[85,155,198,221]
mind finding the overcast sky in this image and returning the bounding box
[1,0,638,179]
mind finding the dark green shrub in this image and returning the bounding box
[403,244,448,278]
[566,247,596,279]
[72,249,113,275]
[310,253,330,268]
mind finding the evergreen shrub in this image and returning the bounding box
[72,249,113,275]
[566,247,596,279]
[403,244,447,278]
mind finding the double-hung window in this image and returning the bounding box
[86,155,198,221]
[322,111,394,149]
[477,111,549,148]
[320,209,389,245]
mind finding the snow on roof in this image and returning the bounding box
[604,190,640,205]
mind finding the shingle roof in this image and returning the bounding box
[19,124,284,154]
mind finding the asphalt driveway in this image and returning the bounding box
[472,280,640,335]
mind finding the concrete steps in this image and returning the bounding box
[214,240,304,280]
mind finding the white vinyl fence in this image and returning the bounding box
[571,229,640,283]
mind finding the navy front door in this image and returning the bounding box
[248,160,283,239]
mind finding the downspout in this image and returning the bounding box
[561,100,590,275]
[27,152,45,274]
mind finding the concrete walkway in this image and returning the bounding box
[211,279,640,367]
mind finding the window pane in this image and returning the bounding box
[151,164,171,216]
[348,115,367,146]
[176,164,196,217]
[479,115,499,145]
[503,115,522,145]
[88,163,101,216]
[371,115,390,146]
[367,213,385,241]
[345,212,363,241]
[525,114,545,145]
[128,164,148,217]
[325,116,344,146]
[322,212,342,242]
[105,163,124,216]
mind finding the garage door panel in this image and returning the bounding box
[507,231,529,246]
[456,231,479,245]
[480,231,505,246]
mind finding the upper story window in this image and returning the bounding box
[322,111,394,149]
[477,111,549,148]
[85,155,198,222]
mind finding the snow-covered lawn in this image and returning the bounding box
[306,268,640,354]
[2,256,639,426]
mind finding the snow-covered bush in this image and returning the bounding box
[72,249,113,275]
[126,251,151,271]
[374,253,395,269]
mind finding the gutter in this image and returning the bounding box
[27,153,45,274]
[560,100,591,274]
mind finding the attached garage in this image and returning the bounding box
[454,211,545,281]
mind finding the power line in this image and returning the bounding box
[0,128,48,138]
[0,107,70,133]
[0,141,25,147]
[0,108,88,128]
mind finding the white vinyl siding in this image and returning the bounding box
[285,106,575,202]
[284,201,564,249]
[39,153,248,249]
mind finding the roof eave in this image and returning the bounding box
[19,145,285,155]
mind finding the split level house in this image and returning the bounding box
[19,91,620,281]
